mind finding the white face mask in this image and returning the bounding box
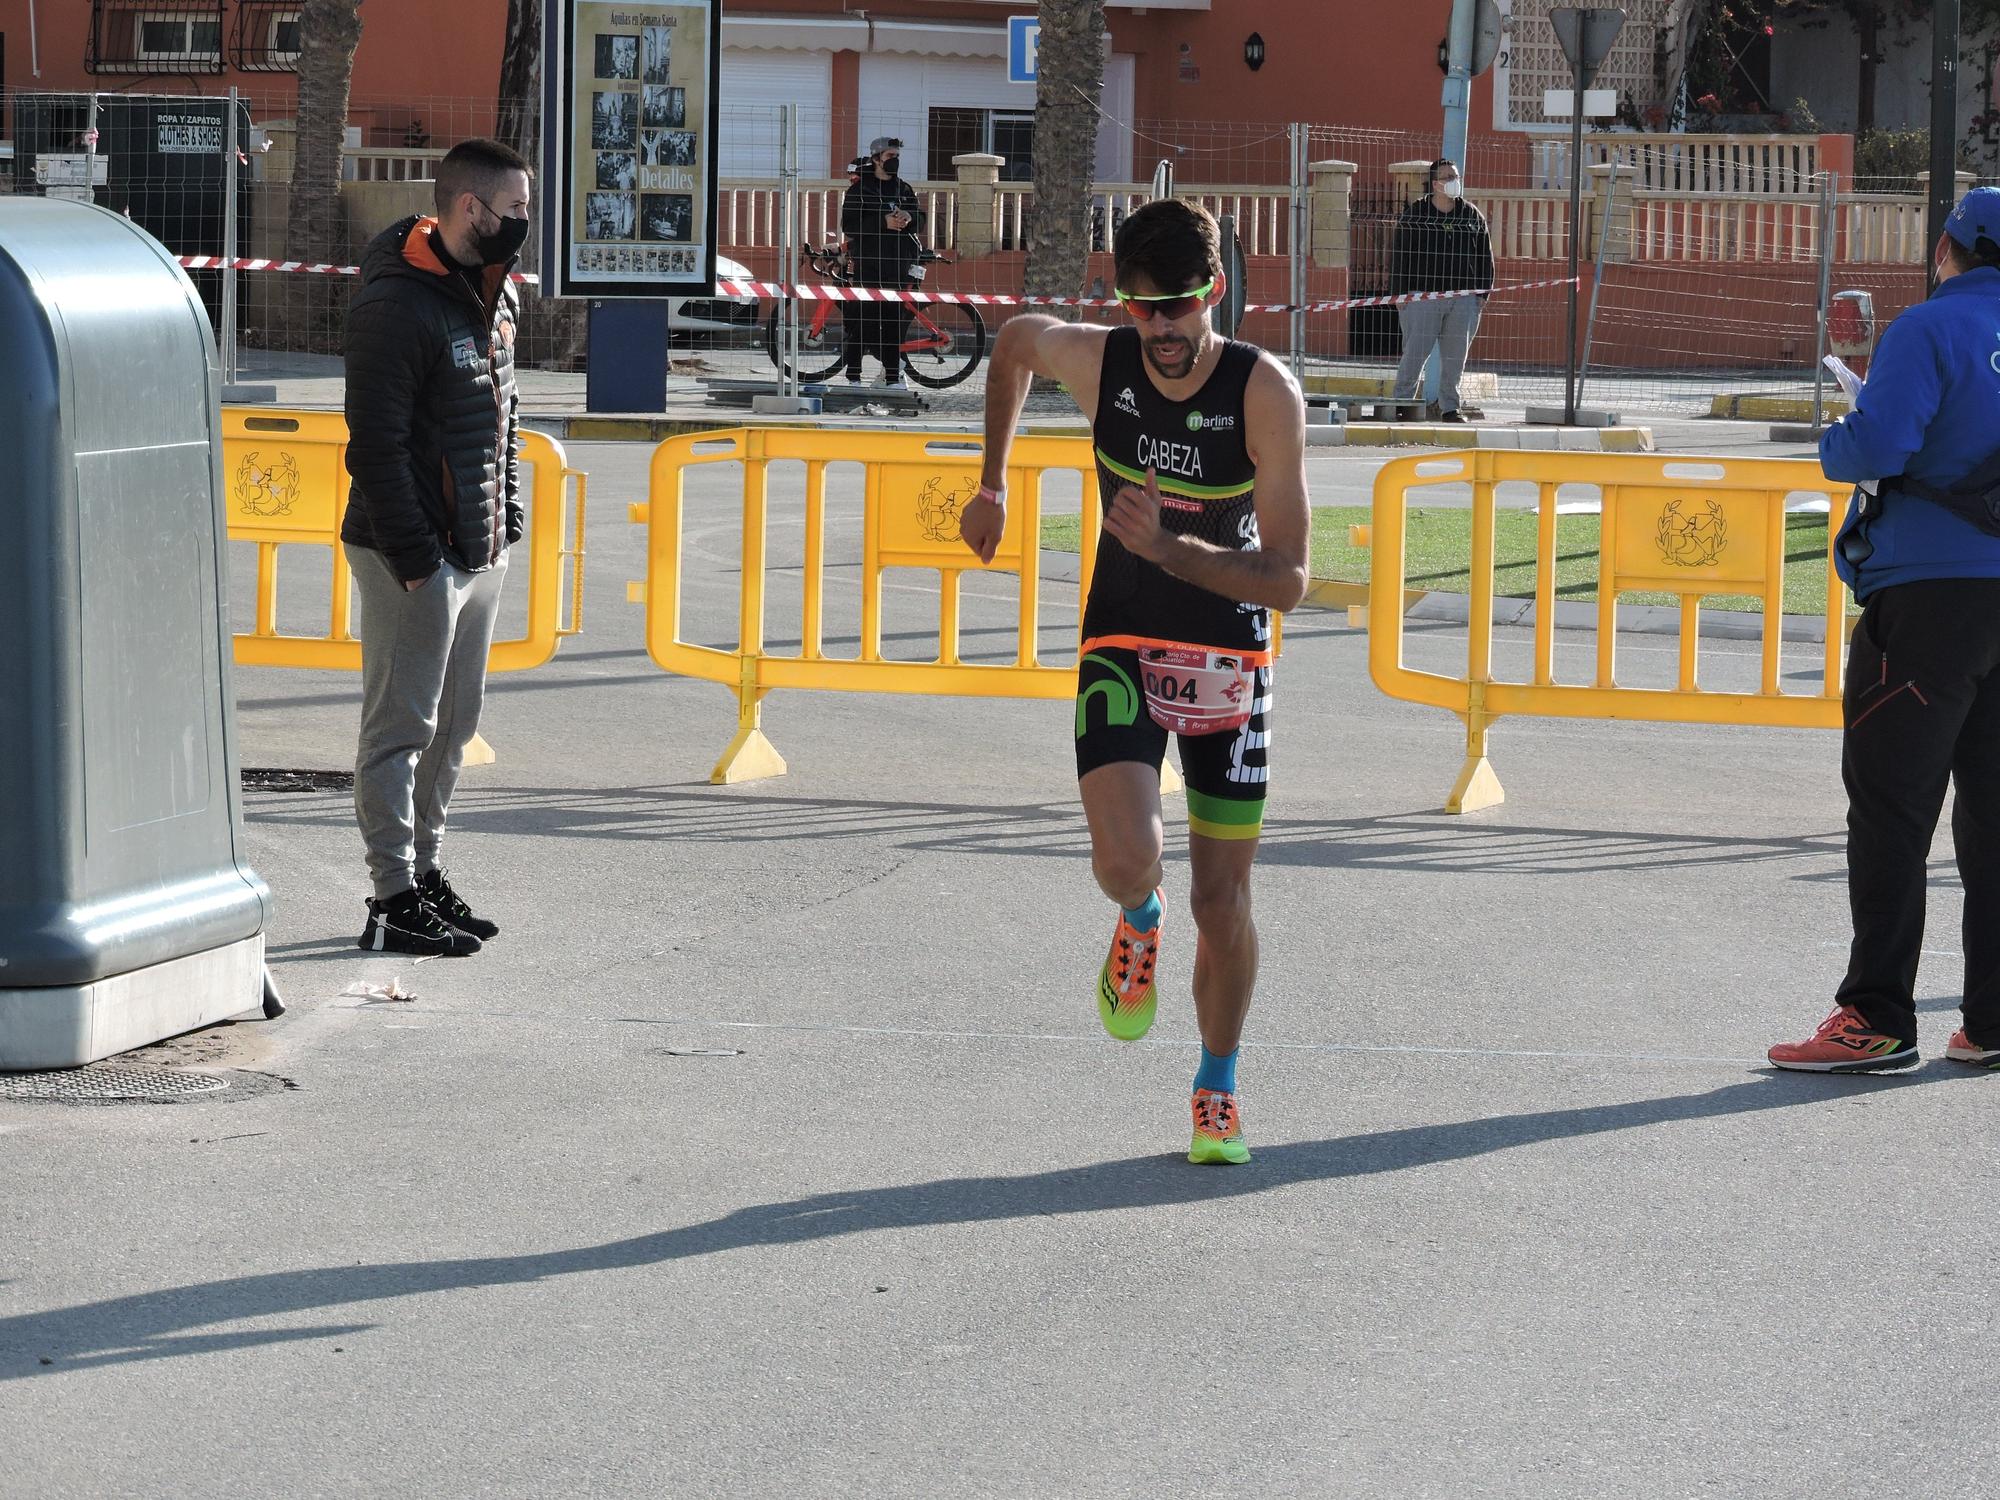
[1437,179,1463,200]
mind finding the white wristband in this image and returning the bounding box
[976,483,1006,505]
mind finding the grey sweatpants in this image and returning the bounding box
[346,543,510,900]
[1392,293,1483,412]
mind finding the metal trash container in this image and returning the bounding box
[1828,290,1876,378]
[0,198,270,1069]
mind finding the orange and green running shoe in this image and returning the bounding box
[1189,1088,1250,1165]
[1767,1004,1917,1072]
[1945,1028,2000,1069]
[1096,890,1162,1042]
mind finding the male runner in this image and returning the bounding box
[961,199,1310,1164]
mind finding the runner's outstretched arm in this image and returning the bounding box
[1100,355,1310,612]
[964,316,1106,564]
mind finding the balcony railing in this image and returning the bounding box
[87,1,226,75]
[231,1,303,74]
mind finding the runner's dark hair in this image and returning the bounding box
[1112,198,1222,294]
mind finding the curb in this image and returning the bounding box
[530,414,1094,442]
[1302,583,1849,643]
[1302,371,1502,401]
[538,412,1654,452]
[1709,393,1851,422]
[1308,424,1654,452]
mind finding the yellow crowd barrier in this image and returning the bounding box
[632,426,1118,784]
[222,406,586,673]
[1365,451,1852,813]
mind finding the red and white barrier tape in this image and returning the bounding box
[711,275,1578,314]
[170,256,1569,312]
[177,255,539,284]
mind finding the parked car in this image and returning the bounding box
[669,255,761,347]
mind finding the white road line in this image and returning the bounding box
[333,1003,1762,1067]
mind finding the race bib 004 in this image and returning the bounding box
[1139,643,1255,736]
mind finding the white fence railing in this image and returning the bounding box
[717,178,957,256]
[1625,192,1828,263]
[1532,133,1829,195]
[316,153,1934,269]
[344,147,446,183]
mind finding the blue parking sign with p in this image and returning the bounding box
[1008,16,1040,84]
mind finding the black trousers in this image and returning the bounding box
[1836,577,2000,1046]
[842,275,909,380]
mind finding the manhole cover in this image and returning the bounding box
[242,767,354,794]
[2,1064,235,1104]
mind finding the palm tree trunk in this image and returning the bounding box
[497,0,585,368]
[285,0,363,344]
[288,0,363,260]
[1024,0,1106,301]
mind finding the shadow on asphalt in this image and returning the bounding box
[247,783,1855,879]
[0,1065,1978,1377]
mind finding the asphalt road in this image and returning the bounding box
[3,436,1982,1500]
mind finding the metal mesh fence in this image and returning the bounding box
[0,84,1952,421]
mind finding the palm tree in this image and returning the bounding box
[287,0,363,262]
[1023,0,1107,300]
[285,0,363,339]
[497,0,585,366]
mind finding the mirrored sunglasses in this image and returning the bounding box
[1115,279,1216,321]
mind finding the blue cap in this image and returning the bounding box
[1944,186,2000,249]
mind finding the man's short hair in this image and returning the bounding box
[434,138,533,215]
[1112,198,1222,294]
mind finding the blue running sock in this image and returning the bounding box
[1193,1045,1239,1096]
[1122,890,1162,931]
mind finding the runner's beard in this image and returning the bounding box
[1141,322,1207,381]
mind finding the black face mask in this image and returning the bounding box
[878,156,900,180]
[473,198,531,265]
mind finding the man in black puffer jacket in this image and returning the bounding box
[340,137,531,958]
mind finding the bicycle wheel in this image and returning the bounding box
[766,300,849,384]
[900,301,986,389]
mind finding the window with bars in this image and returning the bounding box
[231,1,304,73]
[87,2,227,74]
[926,107,1035,183]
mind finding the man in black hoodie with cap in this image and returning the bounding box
[340,137,531,958]
[839,135,925,389]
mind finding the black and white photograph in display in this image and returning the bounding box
[591,90,637,150]
[642,129,698,167]
[642,25,672,84]
[594,32,638,79]
[642,85,686,129]
[639,192,693,242]
[595,151,637,190]
[585,191,637,240]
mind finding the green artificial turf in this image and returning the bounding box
[1040,507,1853,616]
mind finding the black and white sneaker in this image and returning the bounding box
[417,868,500,941]
[357,889,481,956]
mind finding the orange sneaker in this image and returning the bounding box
[1945,1028,2000,1069]
[1767,1005,1918,1073]
[1189,1088,1250,1164]
[1096,890,1161,1042]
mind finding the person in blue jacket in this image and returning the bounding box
[1771,186,2000,1073]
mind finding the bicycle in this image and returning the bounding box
[765,243,987,389]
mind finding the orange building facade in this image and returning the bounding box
[1,1,1504,175]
